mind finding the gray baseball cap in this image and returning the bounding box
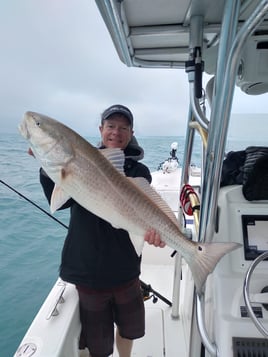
[101,104,133,128]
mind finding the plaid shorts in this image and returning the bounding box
[77,278,145,357]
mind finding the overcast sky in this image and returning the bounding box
[0,0,267,136]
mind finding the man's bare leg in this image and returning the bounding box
[116,328,133,357]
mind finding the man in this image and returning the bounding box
[37,104,164,357]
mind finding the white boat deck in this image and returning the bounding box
[124,264,187,357]
[111,244,189,357]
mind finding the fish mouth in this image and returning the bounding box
[18,121,29,140]
[18,112,31,139]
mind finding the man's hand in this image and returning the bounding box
[144,229,166,248]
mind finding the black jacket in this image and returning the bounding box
[40,140,151,289]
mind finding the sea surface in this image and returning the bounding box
[0,132,263,356]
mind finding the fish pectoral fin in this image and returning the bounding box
[129,233,145,256]
[99,148,125,175]
[129,177,180,227]
[50,185,71,213]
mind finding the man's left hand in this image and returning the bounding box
[144,229,166,248]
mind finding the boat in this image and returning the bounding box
[14,0,268,356]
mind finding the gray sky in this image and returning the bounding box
[0,0,267,136]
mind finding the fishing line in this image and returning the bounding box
[0,179,68,229]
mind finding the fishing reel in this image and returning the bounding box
[140,280,172,306]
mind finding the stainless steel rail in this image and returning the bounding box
[95,0,132,66]
[243,251,268,337]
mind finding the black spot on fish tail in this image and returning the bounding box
[186,241,241,295]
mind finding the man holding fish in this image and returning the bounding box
[28,104,165,357]
[21,104,240,356]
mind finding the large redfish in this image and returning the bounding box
[19,111,240,294]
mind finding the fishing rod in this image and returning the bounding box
[140,280,172,306]
[0,179,68,229]
[1,178,172,306]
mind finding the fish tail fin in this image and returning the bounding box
[187,242,241,295]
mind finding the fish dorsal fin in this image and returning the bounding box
[50,185,70,213]
[128,177,180,227]
[99,148,125,175]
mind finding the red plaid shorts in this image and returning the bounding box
[77,278,145,357]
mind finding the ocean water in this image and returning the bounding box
[0,132,257,356]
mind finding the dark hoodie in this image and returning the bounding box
[39,137,151,289]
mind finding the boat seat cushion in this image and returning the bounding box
[221,146,268,201]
